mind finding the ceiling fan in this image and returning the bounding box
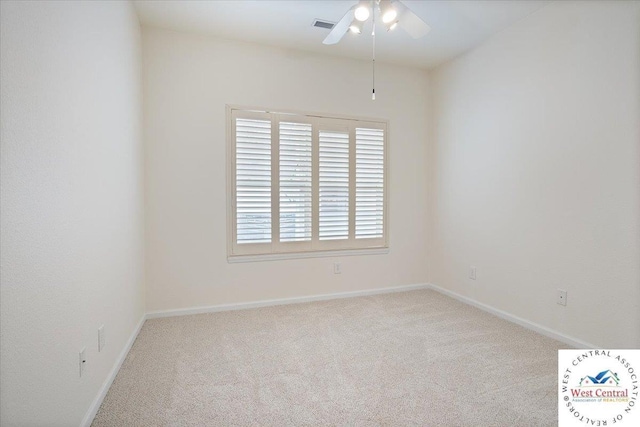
[322,0,430,100]
[323,0,431,46]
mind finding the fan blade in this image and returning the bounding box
[323,6,356,45]
[394,0,430,39]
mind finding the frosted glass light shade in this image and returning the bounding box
[355,5,370,22]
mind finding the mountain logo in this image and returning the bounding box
[578,370,620,387]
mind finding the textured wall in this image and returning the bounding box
[428,0,640,348]
[0,1,144,425]
[142,28,430,312]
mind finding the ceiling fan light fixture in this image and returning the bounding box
[386,20,399,32]
[382,9,397,24]
[354,2,370,22]
[380,0,398,24]
[349,19,364,34]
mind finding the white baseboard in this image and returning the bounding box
[81,315,146,427]
[427,283,598,349]
[146,283,431,319]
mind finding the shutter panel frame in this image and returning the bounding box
[231,110,274,256]
[275,115,314,253]
[315,118,355,251]
[356,125,385,241]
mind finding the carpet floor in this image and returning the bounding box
[92,289,565,426]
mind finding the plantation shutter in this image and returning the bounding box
[355,127,385,239]
[318,128,350,241]
[233,112,273,253]
[279,120,313,243]
[229,107,387,259]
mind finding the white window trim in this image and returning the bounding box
[227,247,390,264]
[227,105,389,262]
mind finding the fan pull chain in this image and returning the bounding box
[372,0,376,100]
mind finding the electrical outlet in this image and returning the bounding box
[469,266,477,280]
[79,348,86,377]
[98,325,105,352]
[557,289,568,306]
[333,263,341,274]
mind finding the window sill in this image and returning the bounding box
[227,247,390,263]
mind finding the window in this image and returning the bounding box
[228,106,387,260]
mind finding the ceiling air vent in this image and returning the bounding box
[312,19,335,30]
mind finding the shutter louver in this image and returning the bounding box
[235,118,272,244]
[319,130,350,240]
[279,122,312,242]
[356,127,384,239]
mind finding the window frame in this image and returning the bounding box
[227,105,389,262]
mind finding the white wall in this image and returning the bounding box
[0,1,144,425]
[143,28,429,312]
[428,0,640,348]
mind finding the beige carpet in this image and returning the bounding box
[92,289,564,426]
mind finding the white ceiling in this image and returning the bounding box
[133,0,549,70]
